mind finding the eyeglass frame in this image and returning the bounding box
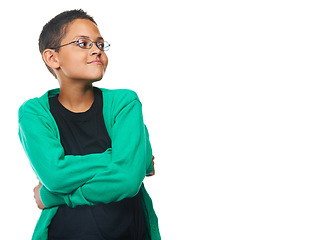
[50,38,110,51]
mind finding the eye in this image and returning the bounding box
[99,41,110,51]
[77,39,90,48]
[97,41,105,50]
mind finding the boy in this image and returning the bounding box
[18,9,160,240]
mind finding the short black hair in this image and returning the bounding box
[39,9,97,78]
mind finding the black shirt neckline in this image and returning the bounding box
[49,87,101,121]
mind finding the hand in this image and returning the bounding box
[33,183,46,210]
[146,155,155,177]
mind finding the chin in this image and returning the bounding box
[81,69,105,82]
[85,72,104,81]
[90,75,104,82]
[92,70,105,81]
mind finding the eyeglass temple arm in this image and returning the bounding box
[51,41,77,50]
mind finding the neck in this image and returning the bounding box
[58,81,95,113]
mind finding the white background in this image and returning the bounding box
[1,0,317,239]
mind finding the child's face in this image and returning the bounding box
[55,19,108,83]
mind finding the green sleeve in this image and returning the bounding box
[145,124,154,175]
[40,99,153,208]
[18,111,112,194]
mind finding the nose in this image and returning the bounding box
[90,42,102,56]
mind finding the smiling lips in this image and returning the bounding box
[88,60,103,65]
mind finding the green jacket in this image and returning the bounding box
[18,88,160,240]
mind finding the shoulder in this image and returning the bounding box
[99,88,141,109]
[100,88,139,102]
[98,88,143,124]
[18,90,53,121]
[18,98,41,120]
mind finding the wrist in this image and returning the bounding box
[40,186,66,208]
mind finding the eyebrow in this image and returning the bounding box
[74,35,104,41]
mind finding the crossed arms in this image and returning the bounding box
[19,98,154,209]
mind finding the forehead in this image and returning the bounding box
[64,19,102,40]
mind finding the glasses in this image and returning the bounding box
[51,38,110,51]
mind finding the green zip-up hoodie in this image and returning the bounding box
[18,87,160,240]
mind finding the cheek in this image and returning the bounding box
[73,54,87,65]
[65,54,86,69]
[60,55,87,77]
[102,54,109,71]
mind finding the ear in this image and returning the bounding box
[42,49,60,69]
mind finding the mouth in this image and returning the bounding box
[87,60,103,65]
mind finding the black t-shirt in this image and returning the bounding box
[47,87,146,240]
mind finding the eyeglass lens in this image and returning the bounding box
[77,38,110,51]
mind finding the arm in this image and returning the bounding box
[40,99,153,208]
[35,155,154,209]
[19,110,112,194]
